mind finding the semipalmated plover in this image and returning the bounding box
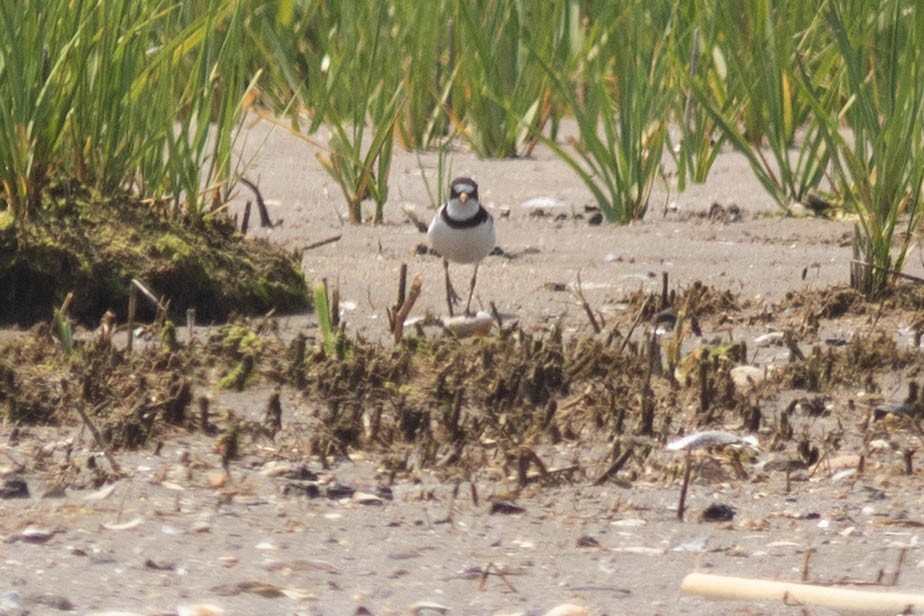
[427,177,495,316]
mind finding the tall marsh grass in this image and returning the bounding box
[0,0,250,221]
[803,0,924,296]
[3,0,923,296]
[527,1,672,223]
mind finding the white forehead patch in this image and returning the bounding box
[453,182,475,194]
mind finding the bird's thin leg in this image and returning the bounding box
[443,258,460,316]
[464,262,480,316]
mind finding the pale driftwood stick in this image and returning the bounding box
[131,278,166,314]
[393,275,422,344]
[681,572,924,614]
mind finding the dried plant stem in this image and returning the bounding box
[573,271,601,334]
[801,547,816,582]
[619,295,651,354]
[593,445,633,486]
[388,263,408,331]
[677,449,693,521]
[478,562,518,593]
[239,177,272,227]
[75,401,122,475]
[302,234,343,251]
[393,275,422,343]
[241,200,251,233]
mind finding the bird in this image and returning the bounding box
[427,176,495,316]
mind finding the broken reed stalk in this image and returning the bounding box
[574,271,602,334]
[661,271,669,309]
[198,396,210,433]
[478,562,518,593]
[331,278,341,328]
[677,449,693,521]
[127,285,137,353]
[393,274,422,344]
[891,547,908,586]
[239,177,272,227]
[264,392,283,439]
[388,263,408,331]
[74,401,122,475]
[186,308,196,342]
[397,262,408,307]
[698,359,712,418]
[801,547,816,581]
[302,234,343,251]
[593,445,634,485]
[618,294,651,354]
[241,200,252,234]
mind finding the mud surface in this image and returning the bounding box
[3,123,924,616]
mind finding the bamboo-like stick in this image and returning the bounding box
[682,572,924,615]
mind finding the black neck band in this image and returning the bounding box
[441,205,489,229]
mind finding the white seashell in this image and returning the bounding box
[520,197,566,211]
[542,605,590,616]
[667,430,758,451]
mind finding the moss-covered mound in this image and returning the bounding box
[0,181,309,325]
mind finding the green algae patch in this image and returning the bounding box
[0,182,308,325]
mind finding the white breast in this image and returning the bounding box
[428,205,495,264]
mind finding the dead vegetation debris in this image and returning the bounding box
[3,281,924,491]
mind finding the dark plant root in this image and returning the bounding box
[0,178,308,326]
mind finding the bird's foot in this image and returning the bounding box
[445,282,461,317]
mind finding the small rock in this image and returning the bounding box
[576,535,600,548]
[0,591,24,615]
[489,500,525,515]
[352,491,384,506]
[730,365,767,391]
[0,476,29,499]
[326,483,355,499]
[283,481,321,498]
[752,332,784,347]
[700,503,735,522]
[28,592,74,611]
[6,527,58,544]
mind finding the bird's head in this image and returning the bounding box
[449,177,479,205]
